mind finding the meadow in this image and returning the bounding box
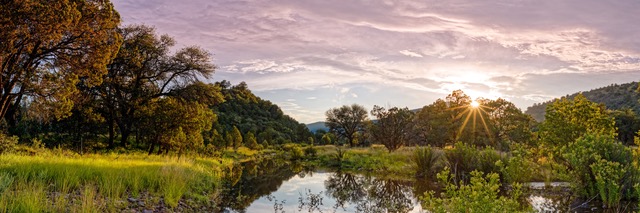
[0,147,261,212]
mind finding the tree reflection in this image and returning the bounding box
[325,172,414,213]
[214,157,301,212]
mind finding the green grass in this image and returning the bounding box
[0,151,239,211]
[312,145,416,178]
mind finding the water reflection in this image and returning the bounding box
[325,172,415,213]
[214,157,303,212]
[215,158,603,213]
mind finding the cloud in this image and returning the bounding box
[112,0,640,122]
[399,50,423,58]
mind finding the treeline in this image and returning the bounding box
[526,82,640,121]
[319,90,536,151]
[0,1,310,155]
[525,82,640,144]
[321,89,640,209]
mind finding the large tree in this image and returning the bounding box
[484,98,536,148]
[539,94,616,148]
[369,106,414,152]
[99,25,215,147]
[0,0,121,126]
[325,104,368,147]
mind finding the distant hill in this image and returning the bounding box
[306,121,328,133]
[525,82,640,121]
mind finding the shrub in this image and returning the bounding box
[304,146,317,158]
[422,167,529,213]
[412,146,444,178]
[0,134,18,154]
[562,133,636,208]
[282,144,304,160]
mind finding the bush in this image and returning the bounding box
[444,142,505,183]
[0,134,18,154]
[304,146,317,158]
[422,167,529,213]
[562,133,636,208]
[412,146,444,178]
[282,144,304,160]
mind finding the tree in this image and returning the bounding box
[322,133,334,145]
[539,94,616,148]
[611,108,640,145]
[325,104,368,147]
[231,126,243,150]
[99,25,215,147]
[412,99,453,147]
[369,106,414,152]
[136,97,213,155]
[244,132,258,150]
[484,98,535,148]
[0,0,121,126]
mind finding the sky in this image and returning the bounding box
[112,0,640,124]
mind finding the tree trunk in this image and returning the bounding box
[108,118,115,148]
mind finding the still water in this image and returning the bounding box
[213,158,612,213]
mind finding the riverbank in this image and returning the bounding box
[0,147,261,212]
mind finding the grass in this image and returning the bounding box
[0,150,242,212]
[312,145,416,178]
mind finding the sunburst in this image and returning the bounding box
[453,100,493,144]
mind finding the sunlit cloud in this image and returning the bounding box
[113,0,640,123]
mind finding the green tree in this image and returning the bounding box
[231,126,243,150]
[244,132,258,150]
[485,98,536,148]
[137,97,213,155]
[539,94,616,148]
[0,0,121,126]
[322,133,333,145]
[99,25,215,147]
[611,108,640,145]
[369,105,414,152]
[412,99,451,147]
[325,104,368,147]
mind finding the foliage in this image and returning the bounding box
[562,133,636,208]
[0,0,121,123]
[244,132,259,150]
[611,108,640,145]
[369,105,414,152]
[422,168,529,213]
[496,144,536,184]
[325,104,368,147]
[95,25,217,147]
[231,126,243,150]
[525,81,640,122]
[282,144,304,160]
[0,134,18,154]
[304,145,317,158]
[441,142,512,184]
[137,97,214,155]
[539,94,616,149]
[211,81,312,146]
[412,146,445,178]
[0,152,228,211]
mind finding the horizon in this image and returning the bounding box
[112,0,640,123]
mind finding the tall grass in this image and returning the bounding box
[412,146,444,178]
[0,152,227,211]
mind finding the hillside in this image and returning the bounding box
[306,121,328,133]
[209,81,313,144]
[525,82,640,121]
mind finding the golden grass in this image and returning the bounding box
[0,152,236,211]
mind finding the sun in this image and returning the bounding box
[470,100,480,108]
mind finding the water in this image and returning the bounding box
[213,158,631,213]
[243,172,425,213]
